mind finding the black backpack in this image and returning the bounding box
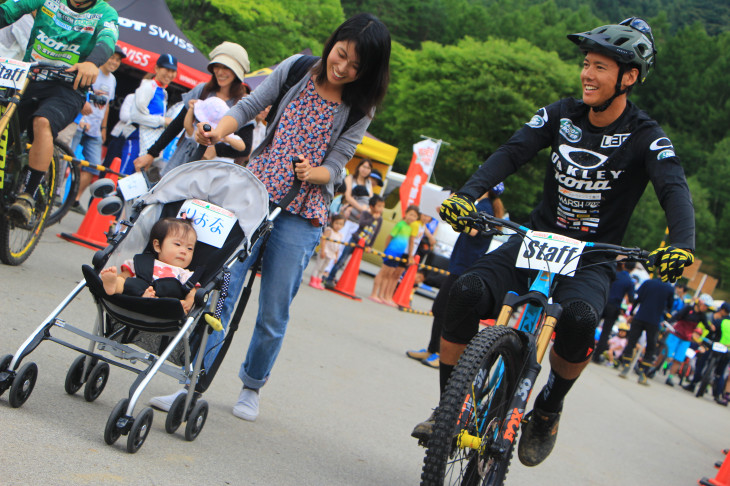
[264,55,365,133]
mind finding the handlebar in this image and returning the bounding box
[457,211,651,263]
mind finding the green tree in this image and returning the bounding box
[369,37,579,220]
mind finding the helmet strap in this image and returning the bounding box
[591,65,628,113]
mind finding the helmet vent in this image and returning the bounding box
[614,36,630,46]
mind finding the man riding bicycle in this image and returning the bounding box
[415,18,696,468]
[0,0,119,226]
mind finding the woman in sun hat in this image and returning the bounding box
[134,41,253,174]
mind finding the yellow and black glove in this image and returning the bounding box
[647,246,694,283]
[439,193,477,233]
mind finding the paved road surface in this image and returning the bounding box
[1,213,728,485]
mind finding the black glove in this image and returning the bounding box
[647,246,694,283]
[439,193,477,233]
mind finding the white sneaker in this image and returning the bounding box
[232,387,259,421]
[149,389,186,412]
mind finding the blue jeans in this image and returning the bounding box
[201,210,322,388]
[71,130,103,175]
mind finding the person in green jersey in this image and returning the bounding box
[0,0,118,226]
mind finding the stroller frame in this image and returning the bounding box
[1,160,299,453]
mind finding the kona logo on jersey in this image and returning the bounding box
[559,118,582,142]
[601,134,629,148]
[36,31,81,54]
[526,108,548,128]
[503,408,524,442]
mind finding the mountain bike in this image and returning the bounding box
[695,338,728,398]
[420,212,649,486]
[0,60,85,264]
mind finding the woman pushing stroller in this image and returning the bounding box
[148,13,392,422]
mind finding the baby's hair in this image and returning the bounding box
[149,217,197,250]
[368,194,384,206]
[331,213,346,224]
[405,204,420,217]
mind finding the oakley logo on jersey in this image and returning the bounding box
[527,107,548,128]
[650,137,676,160]
[601,134,630,148]
[559,118,582,142]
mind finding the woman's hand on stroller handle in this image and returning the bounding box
[195,122,218,146]
[292,155,313,182]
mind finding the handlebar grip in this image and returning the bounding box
[276,156,304,210]
[191,124,214,161]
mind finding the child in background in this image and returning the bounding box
[100,217,199,313]
[605,322,630,366]
[309,214,346,289]
[369,205,420,306]
[324,195,385,289]
[186,96,246,161]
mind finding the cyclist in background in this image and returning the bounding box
[415,18,696,468]
[0,0,119,226]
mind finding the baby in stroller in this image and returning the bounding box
[100,217,200,312]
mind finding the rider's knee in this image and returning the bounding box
[32,116,52,133]
[441,273,491,344]
[552,299,599,363]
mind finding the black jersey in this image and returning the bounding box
[460,98,695,249]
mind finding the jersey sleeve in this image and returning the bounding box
[459,102,559,200]
[0,0,44,26]
[640,129,696,250]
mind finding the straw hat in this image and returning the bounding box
[208,42,250,82]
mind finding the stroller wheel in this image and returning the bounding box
[9,362,38,408]
[0,354,13,398]
[105,398,130,445]
[97,196,123,216]
[127,407,154,453]
[64,355,88,395]
[185,400,208,441]
[165,392,187,434]
[84,362,110,402]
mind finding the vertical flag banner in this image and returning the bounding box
[399,138,441,216]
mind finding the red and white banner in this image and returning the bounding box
[117,40,209,89]
[399,138,441,216]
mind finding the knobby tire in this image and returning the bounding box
[422,326,525,486]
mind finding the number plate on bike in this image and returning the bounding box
[515,230,586,276]
[0,57,30,90]
[712,342,728,353]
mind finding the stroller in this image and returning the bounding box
[0,160,300,453]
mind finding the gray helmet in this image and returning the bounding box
[568,17,656,84]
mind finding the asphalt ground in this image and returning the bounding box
[1,212,728,485]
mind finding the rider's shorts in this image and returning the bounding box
[664,333,692,362]
[19,81,85,140]
[442,234,614,345]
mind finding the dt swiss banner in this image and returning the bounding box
[399,139,441,216]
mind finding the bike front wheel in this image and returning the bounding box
[422,326,525,486]
[0,141,58,265]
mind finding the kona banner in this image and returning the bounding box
[399,138,441,216]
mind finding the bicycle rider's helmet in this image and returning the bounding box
[568,17,657,111]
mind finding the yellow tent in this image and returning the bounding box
[347,135,398,194]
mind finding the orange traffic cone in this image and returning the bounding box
[393,255,420,309]
[327,238,365,301]
[59,157,121,250]
[700,450,730,486]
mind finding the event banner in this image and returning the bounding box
[399,138,441,216]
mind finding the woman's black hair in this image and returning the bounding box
[313,13,391,115]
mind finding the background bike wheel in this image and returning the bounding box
[422,326,524,486]
[0,145,58,265]
[46,143,78,227]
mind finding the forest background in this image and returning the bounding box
[168,0,730,293]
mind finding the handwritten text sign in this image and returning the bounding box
[179,199,236,248]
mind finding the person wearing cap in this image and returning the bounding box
[414,17,695,467]
[682,301,730,394]
[120,53,179,174]
[663,293,713,387]
[69,45,126,212]
[134,41,251,175]
[616,277,675,384]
